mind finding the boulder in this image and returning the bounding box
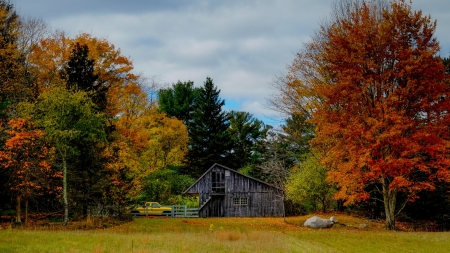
[330,216,338,224]
[304,216,336,229]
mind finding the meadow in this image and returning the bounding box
[1,214,449,253]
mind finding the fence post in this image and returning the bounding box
[184,205,187,217]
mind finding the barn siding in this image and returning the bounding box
[185,164,284,217]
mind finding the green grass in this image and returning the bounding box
[1,215,450,252]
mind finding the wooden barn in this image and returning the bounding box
[183,163,284,217]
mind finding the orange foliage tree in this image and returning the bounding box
[109,82,188,199]
[312,0,450,230]
[277,0,450,230]
[28,32,138,116]
[0,118,59,225]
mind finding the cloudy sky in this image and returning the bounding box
[14,0,450,125]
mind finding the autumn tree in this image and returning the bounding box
[28,32,138,117]
[0,118,57,225]
[185,77,232,177]
[0,0,28,113]
[111,81,188,200]
[22,86,106,225]
[278,0,450,230]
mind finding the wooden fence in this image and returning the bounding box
[170,205,199,218]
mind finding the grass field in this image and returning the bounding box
[1,214,449,252]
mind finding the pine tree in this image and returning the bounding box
[61,42,107,112]
[59,42,107,218]
[185,77,232,177]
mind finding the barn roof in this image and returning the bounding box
[183,163,283,194]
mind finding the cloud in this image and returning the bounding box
[14,0,450,124]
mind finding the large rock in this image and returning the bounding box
[304,216,336,229]
[330,216,338,224]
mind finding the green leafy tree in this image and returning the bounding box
[184,77,232,177]
[158,80,200,127]
[139,169,195,204]
[21,86,106,225]
[286,154,335,213]
[60,42,111,218]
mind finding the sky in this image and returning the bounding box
[14,0,450,126]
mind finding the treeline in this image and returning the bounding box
[2,0,450,230]
[0,0,278,225]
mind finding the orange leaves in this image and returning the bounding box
[301,0,450,207]
[29,32,138,116]
[0,118,58,197]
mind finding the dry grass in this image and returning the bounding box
[0,214,449,252]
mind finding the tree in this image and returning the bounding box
[0,0,27,104]
[227,110,269,169]
[17,16,50,99]
[185,77,232,177]
[146,112,188,170]
[28,32,138,117]
[286,154,335,213]
[23,86,106,225]
[111,82,188,200]
[257,130,298,188]
[60,42,106,111]
[158,80,200,127]
[0,118,58,225]
[282,0,450,230]
[140,169,195,204]
[282,113,314,156]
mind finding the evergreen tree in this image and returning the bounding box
[184,77,232,177]
[158,80,200,128]
[227,110,269,169]
[59,42,108,218]
[60,42,107,112]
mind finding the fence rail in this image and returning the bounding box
[170,205,199,218]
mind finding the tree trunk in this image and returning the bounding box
[25,198,28,227]
[15,195,21,223]
[321,199,327,213]
[63,156,68,226]
[382,177,396,230]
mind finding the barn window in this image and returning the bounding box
[233,197,248,206]
[211,171,225,194]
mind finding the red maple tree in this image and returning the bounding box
[310,0,450,229]
[0,118,60,225]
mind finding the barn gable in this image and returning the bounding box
[184,163,284,217]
